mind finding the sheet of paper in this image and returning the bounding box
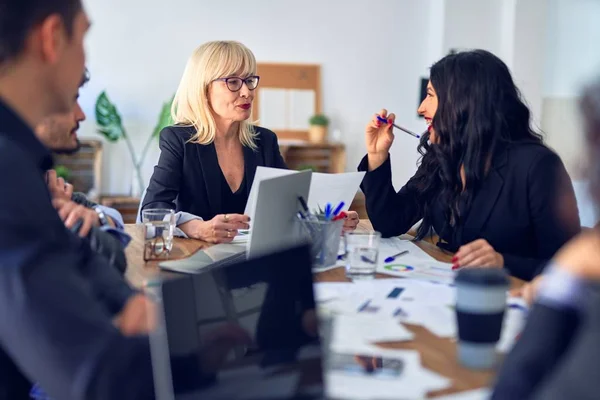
[378,237,435,264]
[419,305,457,338]
[244,167,297,221]
[326,344,451,399]
[288,89,315,130]
[377,252,456,285]
[331,314,415,349]
[258,88,287,130]
[314,282,356,303]
[307,171,365,213]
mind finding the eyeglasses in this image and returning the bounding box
[214,75,260,92]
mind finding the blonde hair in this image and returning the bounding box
[172,40,258,148]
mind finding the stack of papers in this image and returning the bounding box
[314,280,526,343]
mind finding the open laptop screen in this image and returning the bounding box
[150,244,325,399]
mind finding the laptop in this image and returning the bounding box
[147,244,327,399]
[158,170,312,274]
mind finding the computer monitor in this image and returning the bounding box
[148,244,326,399]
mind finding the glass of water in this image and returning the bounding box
[142,209,175,261]
[344,231,381,279]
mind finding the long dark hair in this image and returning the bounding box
[413,49,543,242]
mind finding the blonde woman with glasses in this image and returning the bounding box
[140,41,285,243]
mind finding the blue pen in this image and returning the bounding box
[376,115,422,139]
[332,201,345,217]
[324,203,332,220]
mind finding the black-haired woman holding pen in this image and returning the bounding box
[358,49,581,281]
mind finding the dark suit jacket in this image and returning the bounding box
[530,288,600,400]
[492,286,600,400]
[358,142,581,281]
[141,125,287,221]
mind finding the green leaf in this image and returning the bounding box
[151,94,175,139]
[95,91,126,142]
[54,165,71,181]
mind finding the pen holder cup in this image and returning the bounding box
[298,219,344,270]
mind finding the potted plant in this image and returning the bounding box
[95,91,174,196]
[308,114,329,143]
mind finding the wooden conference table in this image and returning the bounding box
[124,221,525,398]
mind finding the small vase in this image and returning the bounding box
[308,125,327,143]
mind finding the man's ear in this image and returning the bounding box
[37,14,68,64]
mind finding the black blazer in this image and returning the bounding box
[141,125,287,221]
[492,286,600,400]
[358,142,581,281]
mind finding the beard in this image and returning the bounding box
[51,138,81,155]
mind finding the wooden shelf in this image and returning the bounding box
[99,195,140,224]
[279,140,346,173]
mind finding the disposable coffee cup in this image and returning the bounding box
[454,268,509,370]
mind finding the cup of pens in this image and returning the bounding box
[297,199,346,270]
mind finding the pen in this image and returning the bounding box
[332,211,347,221]
[324,203,332,220]
[384,250,409,263]
[332,201,345,217]
[376,115,422,139]
[298,196,310,213]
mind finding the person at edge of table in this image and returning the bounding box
[358,49,581,281]
[34,68,130,274]
[491,77,600,400]
[0,1,246,399]
[140,40,360,244]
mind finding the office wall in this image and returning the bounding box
[540,0,600,226]
[79,0,433,194]
[541,0,600,177]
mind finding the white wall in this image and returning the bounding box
[442,0,505,56]
[540,0,600,226]
[441,0,547,127]
[543,0,600,98]
[80,0,433,194]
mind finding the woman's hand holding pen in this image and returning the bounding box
[180,213,250,244]
[366,108,396,171]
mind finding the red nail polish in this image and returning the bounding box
[451,256,458,263]
[452,264,459,270]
